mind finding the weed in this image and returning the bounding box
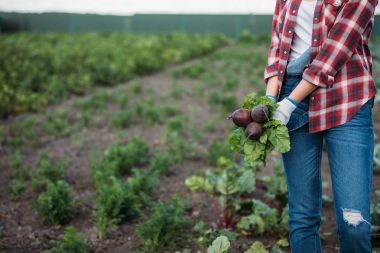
[34,180,75,225]
[136,197,192,252]
[42,226,89,253]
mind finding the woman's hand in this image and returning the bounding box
[273,97,298,125]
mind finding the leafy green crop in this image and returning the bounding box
[206,236,283,253]
[42,226,90,253]
[33,180,75,225]
[185,156,255,228]
[101,136,149,175]
[95,176,139,240]
[228,92,290,167]
[237,199,279,236]
[31,152,68,191]
[0,32,228,117]
[136,197,192,252]
[260,159,288,206]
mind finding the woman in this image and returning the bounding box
[263,0,378,252]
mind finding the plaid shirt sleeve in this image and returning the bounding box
[263,0,281,84]
[302,0,378,88]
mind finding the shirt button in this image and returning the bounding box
[288,29,292,34]
[284,50,288,54]
[333,0,341,6]
[314,17,318,21]
[311,96,315,101]
[313,38,318,42]
[280,70,284,74]
[292,9,296,14]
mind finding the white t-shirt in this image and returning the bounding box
[289,0,317,61]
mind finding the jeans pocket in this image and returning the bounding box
[287,107,309,132]
[344,101,373,128]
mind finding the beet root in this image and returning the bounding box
[251,105,269,123]
[245,122,263,140]
[228,108,252,127]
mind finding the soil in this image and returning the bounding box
[0,43,379,253]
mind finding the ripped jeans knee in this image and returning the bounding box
[341,208,371,227]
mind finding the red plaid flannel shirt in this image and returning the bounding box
[263,0,378,133]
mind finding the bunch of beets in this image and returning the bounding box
[228,105,269,140]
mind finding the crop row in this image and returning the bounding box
[0,32,228,117]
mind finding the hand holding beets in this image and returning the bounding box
[228,93,291,167]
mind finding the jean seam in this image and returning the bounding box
[315,140,323,253]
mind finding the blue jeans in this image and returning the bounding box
[279,50,375,253]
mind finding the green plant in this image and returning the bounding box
[237,199,279,236]
[2,117,38,148]
[207,139,234,166]
[0,32,227,117]
[136,197,192,252]
[374,144,380,173]
[206,236,278,253]
[7,150,29,179]
[172,63,206,79]
[7,150,31,199]
[237,29,255,44]
[31,152,68,191]
[208,92,238,113]
[170,80,187,98]
[207,236,230,253]
[260,159,288,206]
[33,180,75,225]
[111,110,134,128]
[164,115,187,134]
[74,91,112,112]
[223,78,239,91]
[44,108,71,136]
[9,178,26,199]
[101,136,149,175]
[127,168,160,204]
[193,221,238,250]
[371,190,380,243]
[164,131,194,163]
[95,176,139,240]
[129,80,143,94]
[150,153,174,175]
[185,157,255,228]
[42,226,89,253]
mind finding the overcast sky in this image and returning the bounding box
[1,0,380,15]
[0,0,282,15]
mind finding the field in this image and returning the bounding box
[0,31,380,253]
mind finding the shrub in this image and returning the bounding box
[136,197,192,252]
[150,153,174,175]
[42,226,90,253]
[95,177,139,240]
[2,117,38,148]
[44,108,71,136]
[111,110,134,128]
[31,152,68,191]
[34,180,75,225]
[127,168,160,204]
[7,150,29,179]
[102,136,149,175]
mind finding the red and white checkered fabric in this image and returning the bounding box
[263,0,378,133]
